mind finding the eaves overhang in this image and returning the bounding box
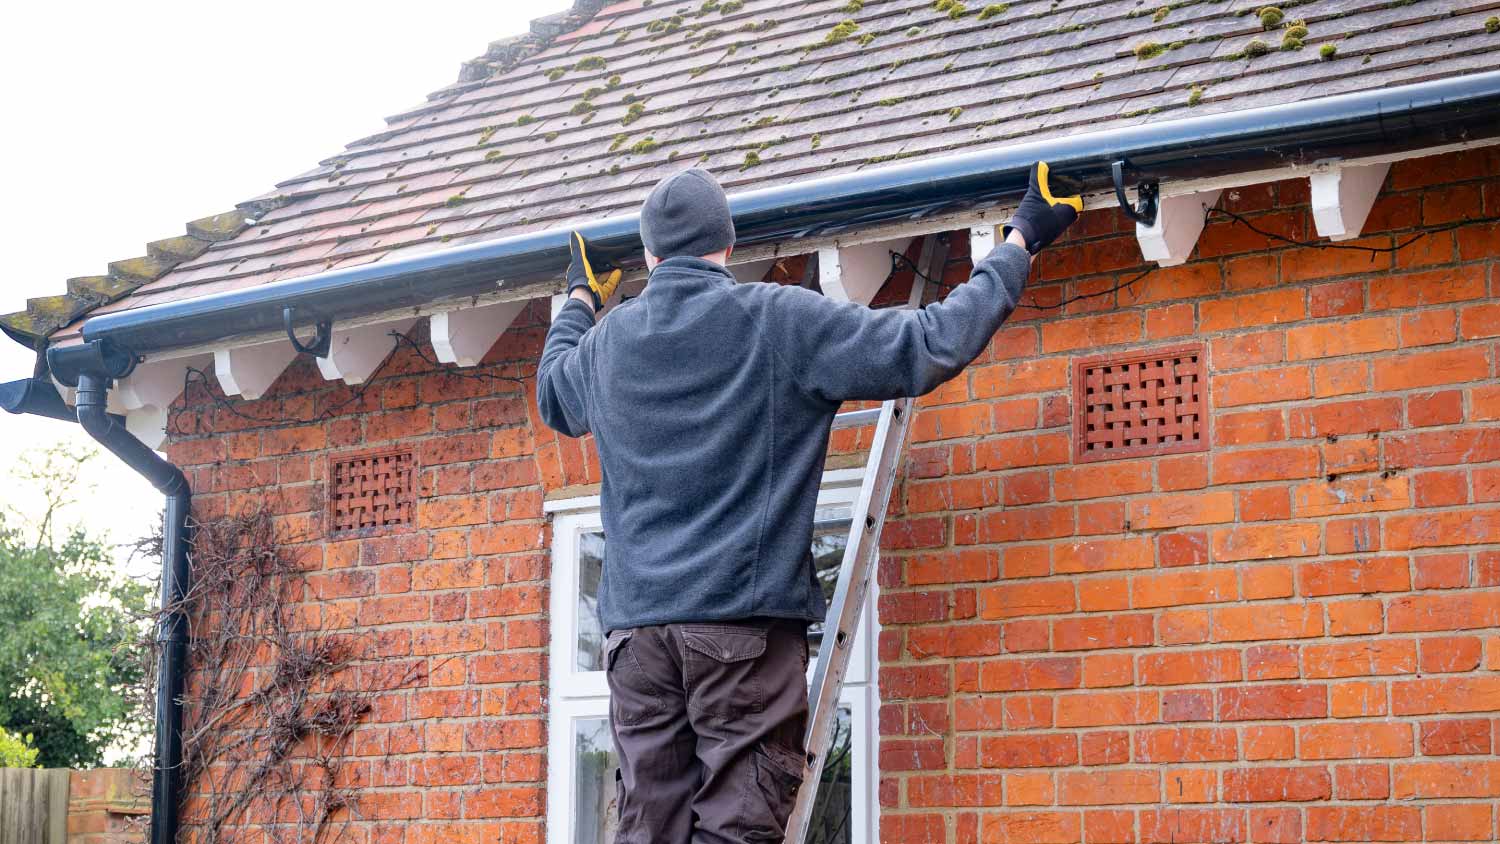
[76,69,1500,358]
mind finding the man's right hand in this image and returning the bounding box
[1003,162,1083,255]
[567,231,623,311]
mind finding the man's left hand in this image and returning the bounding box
[567,231,623,311]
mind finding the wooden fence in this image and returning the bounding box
[0,767,69,844]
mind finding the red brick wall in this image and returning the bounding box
[160,146,1498,844]
[165,299,594,844]
[67,769,147,844]
[874,147,1500,844]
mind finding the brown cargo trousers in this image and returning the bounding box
[605,618,811,844]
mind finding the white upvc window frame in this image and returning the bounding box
[544,466,880,844]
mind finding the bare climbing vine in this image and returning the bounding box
[135,506,423,844]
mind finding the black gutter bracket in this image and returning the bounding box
[1112,160,1160,228]
[283,306,332,357]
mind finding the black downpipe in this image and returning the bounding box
[79,70,1500,356]
[73,373,191,844]
[12,341,192,844]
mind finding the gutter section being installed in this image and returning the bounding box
[81,70,1500,357]
[2,341,193,844]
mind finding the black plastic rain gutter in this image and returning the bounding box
[83,70,1500,357]
[2,341,192,844]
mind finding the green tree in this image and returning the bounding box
[0,726,40,767]
[0,443,153,767]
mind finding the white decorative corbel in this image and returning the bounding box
[969,225,997,262]
[1311,161,1390,242]
[431,301,526,367]
[818,242,894,305]
[729,258,777,283]
[126,407,170,450]
[114,355,209,450]
[1136,190,1223,267]
[51,377,76,407]
[315,319,416,385]
[114,356,204,414]
[214,340,298,400]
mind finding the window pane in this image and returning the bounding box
[807,512,852,663]
[576,510,853,671]
[803,706,854,844]
[577,532,606,672]
[573,717,620,844]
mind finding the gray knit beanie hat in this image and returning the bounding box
[640,168,736,260]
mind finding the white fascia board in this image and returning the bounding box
[729,137,1497,266]
[113,355,204,413]
[113,354,209,450]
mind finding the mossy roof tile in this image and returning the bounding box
[11,0,1500,345]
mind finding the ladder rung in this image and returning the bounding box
[831,408,882,429]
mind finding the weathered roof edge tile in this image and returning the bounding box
[453,1,612,91]
[0,209,253,345]
[1,2,614,348]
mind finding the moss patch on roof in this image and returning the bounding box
[25,0,1500,347]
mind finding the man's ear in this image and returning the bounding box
[725,245,734,261]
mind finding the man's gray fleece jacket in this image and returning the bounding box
[537,244,1031,633]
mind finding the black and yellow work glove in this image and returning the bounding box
[1003,162,1084,255]
[567,231,623,311]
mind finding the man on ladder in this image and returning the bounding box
[537,164,1081,843]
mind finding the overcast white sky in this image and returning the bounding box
[0,1,572,559]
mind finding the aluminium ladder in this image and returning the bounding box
[783,396,915,844]
[783,232,943,843]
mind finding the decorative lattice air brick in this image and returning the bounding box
[1073,344,1207,463]
[329,448,415,534]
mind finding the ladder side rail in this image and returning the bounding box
[784,396,913,844]
[785,233,939,843]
